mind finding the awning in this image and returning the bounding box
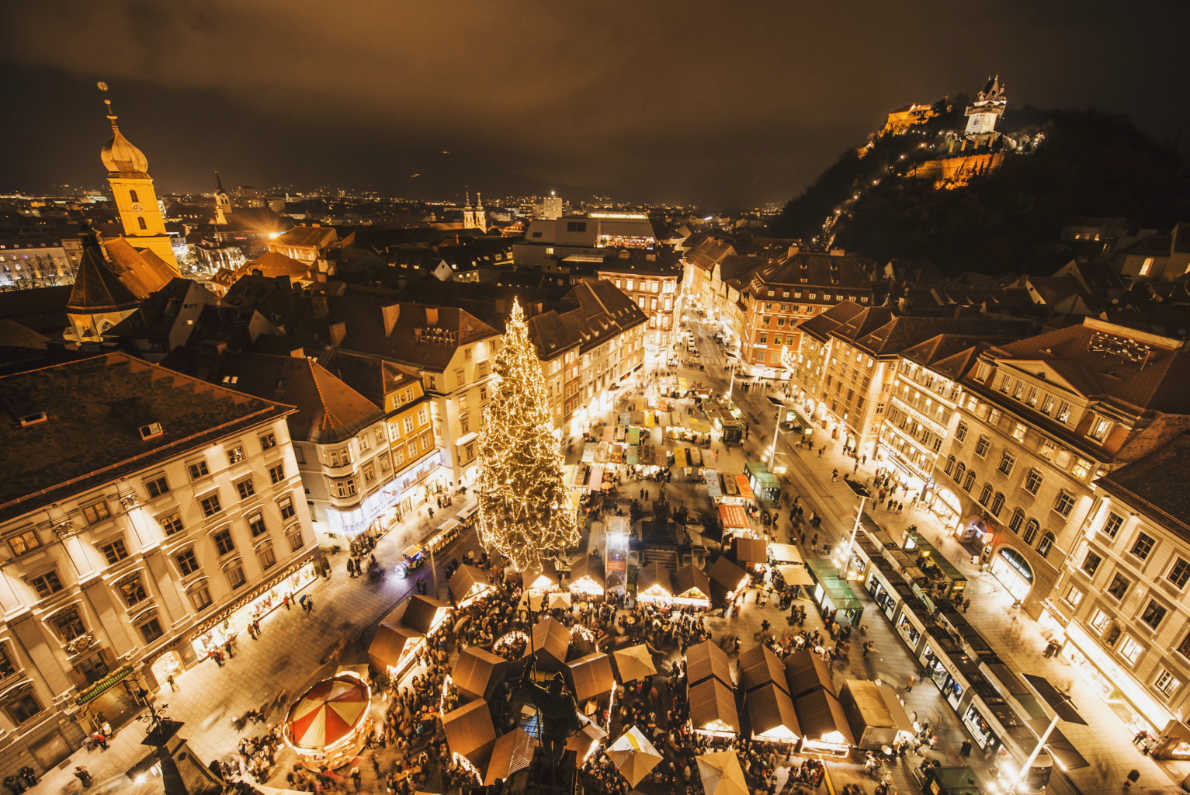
[612,644,658,684]
[777,565,814,587]
[674,447,688,468]
[704,470,722,499]
[606,726,662,788]
[769,543,802,564]
[717,504,749,530]
[587,465,604,491]
[696,749,748,795]
[734,475,755,502]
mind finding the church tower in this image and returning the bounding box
[213,171,231,225]
[964,74,1007,139]
[462,190,486,231]
[98,82,179,268]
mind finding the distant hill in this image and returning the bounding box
[770,109,1189,275]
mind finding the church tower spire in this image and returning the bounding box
[97,81,179,268]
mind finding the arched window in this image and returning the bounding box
[945,456,956,476]
[1037,532,1055,558]
[979,484,993,506]
[954,462,966,483]
[1023,519,1040,545]
[963,470,976,492]
[129,189,140,204]
[1008,508,1024,533]
[991,492,1005,516]
[137,216,147,231]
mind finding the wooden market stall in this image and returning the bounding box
[839,679,915,750]
[746,682,801,745]
[688,677,740,738]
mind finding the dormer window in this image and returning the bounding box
[1088,416,1112,442]
[139,422,164,441]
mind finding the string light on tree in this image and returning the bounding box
[476,299,579,571]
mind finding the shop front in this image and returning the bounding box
[932,487,962,529]
[960,702,1001,751]
[919,642,965,708]
[74,665,142,729]
[191,558,317,659]
[989,546,1033,603]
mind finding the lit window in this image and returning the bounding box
[1118,635,1143,665]
[1088,608,1110,633]
[1072,458,1092,479]
[1155,669,1182,698]
[1064,585,1084,608]
[1011,423,1026,442]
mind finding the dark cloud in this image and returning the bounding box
[1,0,1186,206]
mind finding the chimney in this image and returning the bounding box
[330,321,347,346]
[381,304,401,336]
[426,307,439,325]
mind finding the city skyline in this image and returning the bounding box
[1,0,1188,206]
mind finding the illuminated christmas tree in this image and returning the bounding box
[476,299,580,571]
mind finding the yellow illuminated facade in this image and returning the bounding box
[98,84,178,269]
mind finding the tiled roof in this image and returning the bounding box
[684,237,736,271]
[273,226,337,248]
[750,252,875,290]
[103,237,179,299]
[526,278,647,359]
[339,295,500,372]
[67,233,138,313]
[795,301,866,342]
[242,251,311,281]
[991,318,1190,414]
[322,350,421,409]
[209,352,383,444]
[1097,433,1190,541]
[0,353,291,522]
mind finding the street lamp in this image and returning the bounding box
[841,476,871,575]
[766,395,784,470]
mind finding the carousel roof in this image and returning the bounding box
[287,676,369,750]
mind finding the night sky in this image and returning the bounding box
[1,0,1187,207]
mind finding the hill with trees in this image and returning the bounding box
[770,109,1189,275]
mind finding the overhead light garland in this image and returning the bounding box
[476,299,579,571]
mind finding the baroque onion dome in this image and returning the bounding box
[98,81,149,175]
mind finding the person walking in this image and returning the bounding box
[167,674,176,692]
[304,595,314,615]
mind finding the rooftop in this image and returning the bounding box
[0,353,291,522]
[1096,433,1190,541]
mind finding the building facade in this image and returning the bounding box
[1049,434,1190,750]
[0,239,76,291]
[938,318,1190,619]
[596,248,683,362]
[0,354,317,779]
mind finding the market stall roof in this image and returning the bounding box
[704,470,723,499]
[733,537,767,568]
[565,713,607,759]
[449,565,493,603]
[522,562,560,591]
[785,649,836,698]
[739,644,788,694]
[453,646,506,700]
[777,565,814,587]
[568,556,605,590]
[747,682,801,740]
[586,465,604,492]
[695,749,748,795]
[606,726,662,788]
[531,617,572,665]
[442,699,496,763]
[287,675,370,751]
[636,561,673,597]
[717,503,749,531]
[793,687,855,746]
[686,640,733,688]
[708,556,749,596]
[367,623,423,672]
[548,591,572,610]
[483,728,538,786]
[688,677,740,735]
[769,543,802,565]
[841,680,912,736]
[399,595,452,636]
[568,652,616,702]
[612,644,657,684]
[734,474,755,502]
[672,564,711,600]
